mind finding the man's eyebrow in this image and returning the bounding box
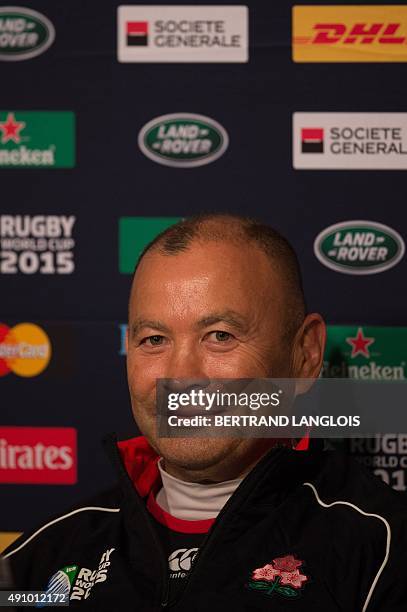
[195,311,248,333]
[131,319,171,337]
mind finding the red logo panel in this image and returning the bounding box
[0,427,77,484]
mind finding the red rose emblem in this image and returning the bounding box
[248,554,308,599]
[273,554,303,573]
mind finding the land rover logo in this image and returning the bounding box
[138,113,229,168]
[0,7,55,61]
[314,221,405,275]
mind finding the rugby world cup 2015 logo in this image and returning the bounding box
[40,549,115,605]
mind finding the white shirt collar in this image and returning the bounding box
[155,458,243,520]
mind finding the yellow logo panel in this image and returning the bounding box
[0,532,21,554]
[293,6,407,62]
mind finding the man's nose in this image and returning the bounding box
[163,344,210,392]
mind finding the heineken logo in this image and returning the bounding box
[0,112,25,144]
[314,220,405,274]
[138,113,229,168]
[324,325,406,381]
[346,328,374,359]
[0,7,55,61]
[0,111,75,168]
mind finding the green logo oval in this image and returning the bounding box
[138,113,229,168]
[0,7,55,61]
[314,221,405,275]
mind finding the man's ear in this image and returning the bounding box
[125,325,129,354]
[291,314,326,394]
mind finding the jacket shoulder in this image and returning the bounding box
[308,449,407,516]
[2,486,123,588]
[302,450,407,610]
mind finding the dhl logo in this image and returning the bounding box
[297,23,405,45]
[293,6,407,62]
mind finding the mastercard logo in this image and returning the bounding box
[0,323,51,377]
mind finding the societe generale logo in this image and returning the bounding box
[293,6,407,62]
[117,5,248,63]
[0,426,77,484]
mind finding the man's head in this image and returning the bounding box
[126,214,326,481]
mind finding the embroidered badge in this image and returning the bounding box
[37,548,115,607]
[247,554,308,599]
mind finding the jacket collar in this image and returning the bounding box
[108,433,316,504]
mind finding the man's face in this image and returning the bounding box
[127,241,295,478]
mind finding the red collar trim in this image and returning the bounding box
[118,435,310,497]
[117,436,160,497]
[295,432,310,451]
[147,489,215,534]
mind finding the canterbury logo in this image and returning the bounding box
[168,548,199,572]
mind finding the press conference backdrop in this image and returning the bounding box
[1,1,407,548]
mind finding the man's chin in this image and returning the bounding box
[151,436,240,473]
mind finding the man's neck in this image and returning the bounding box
[156,459,243,520]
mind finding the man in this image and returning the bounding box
[3,214,407,610]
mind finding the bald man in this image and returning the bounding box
[3,214,407,611]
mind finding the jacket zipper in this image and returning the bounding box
[105,436,170,609]
[164,447,288,608]
[106,435,320,610]
[133,493,170,608]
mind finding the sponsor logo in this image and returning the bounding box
[0,111,75,168]
[168,547,198,579]
[42,549,115,604]
[0,215,75,275]
[118,5,248,63]
[38,565,78,608]
[325,327,407,492]
[139,113,228,168]
[247,555,308,599]
[118,324,127,355]
[301,128,324,153]
[293,113,407,170]
[293,6,407,62]
[0,532,21,554]
[0,427,77,484]
[323,325,406,380]
[119,216,182,274]
[127,21,148,46]
[350,435,407,492]
[346,328,374,359]
[314,221,405,275]
[0,322,51,377]
[0,7,55,61]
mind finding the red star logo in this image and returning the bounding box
[0,112,26,144]
[346,327,375,358]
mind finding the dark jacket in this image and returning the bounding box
[3,435,407,611]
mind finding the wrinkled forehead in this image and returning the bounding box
[129,241,286,322]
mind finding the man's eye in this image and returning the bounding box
[208,331,233,342]
[143,335,164,346]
